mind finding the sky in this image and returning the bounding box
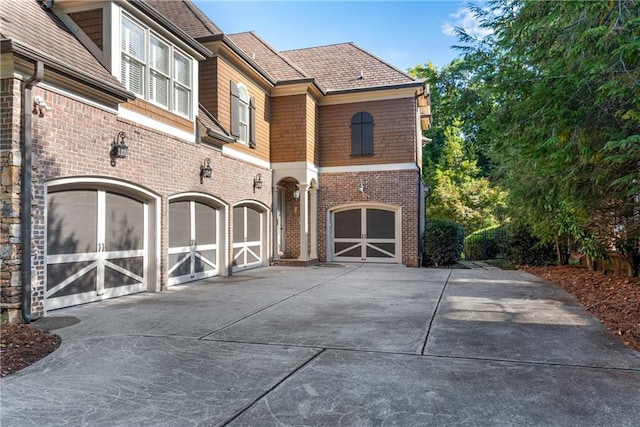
[192,1,488,73]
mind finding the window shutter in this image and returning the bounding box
[362,112,374,155]
[248,96,256,148]
[351,113,363,155]
[230,80,240,138]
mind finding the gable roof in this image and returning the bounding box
[282,42,420,93]
[0,0,131,100]
[226,32,308,82]
[144,0,222,40]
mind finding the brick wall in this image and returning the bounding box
[318,169,421,267]
[7,84,272,319]
[319,97,417,167]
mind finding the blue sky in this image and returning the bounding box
[193,1,487,73]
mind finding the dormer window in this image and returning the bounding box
[120,15,192,117]
[230,81,256,148]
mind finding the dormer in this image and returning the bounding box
[53,0,211,137]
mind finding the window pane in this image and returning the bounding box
[122,56,144,95]
[173,84,190,116]
[105,193,144,251]
[174,53,190,86]
[121,17,144,61]
[150,71,169,106]
[169,201,191,247]
[334,209,362,239]
[366,209,395,239]
[149,36,169,75]
[47,190,97,255]
[239,123,248,143]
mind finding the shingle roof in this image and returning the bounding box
[282,42,418,92]
[227,32,307,82]
[144,0,222,40]
[198,104,234,143]
[0,0,127,96]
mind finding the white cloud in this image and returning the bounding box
[441,6,493,40]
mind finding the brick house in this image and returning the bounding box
[0,0,430,322]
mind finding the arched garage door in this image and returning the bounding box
[232,205,264,271]
[331,206,399,263]
[168,200,220,285]
[46,189,147,310]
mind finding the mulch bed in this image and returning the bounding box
[0,324,61,377]
[521,265,640,352]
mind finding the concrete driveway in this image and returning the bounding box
[1,264,639,426]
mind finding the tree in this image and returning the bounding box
[455,0,640,270]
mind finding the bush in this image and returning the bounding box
[463,226,503,260]
[424,218,465,266]
[495,223,556,266]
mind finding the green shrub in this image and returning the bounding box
[495,223,556,266]
[463,226,503,260]
[424,218,465,266]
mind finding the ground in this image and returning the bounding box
[1,265,638,377]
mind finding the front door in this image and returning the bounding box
[168,201,219,285]
[46,190,147,310]
[332,207,398,263]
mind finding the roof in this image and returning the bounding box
[0,0,130,99]
[282,42,419,92]
[227,32,307,82]
[198,104,235,143]
[144,0,222,40]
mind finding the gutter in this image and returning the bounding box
[21,61,44,323]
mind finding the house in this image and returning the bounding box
[0,0,430,323]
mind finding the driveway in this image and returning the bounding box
[1,264,639,426]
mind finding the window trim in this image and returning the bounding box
[120,14,192,118]
[230,80,256,149]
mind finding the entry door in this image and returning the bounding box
[332,208,398,263]
[168,201,218,285]
[233,206,262,270]
[46,190,147,310]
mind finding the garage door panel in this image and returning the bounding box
[366,243,396,258]
[195,250,217,272]
[232,206,263,271]
[367,209,395,239]
[168,253,190,278]
[195,203,216,245]
[104,262,143,288]
[335,210,361,239]
[169,202,191,247]
[105,193,144,251]
[47,191,97,255]
[106,256,144,278]
[47,262,96,298]
[246,209,261,241]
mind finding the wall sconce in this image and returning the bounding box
[199,157,212,184]
[253,173,263,192]
[110,131,128,167]
[33,96,52,117]
[293,187,300,199]
[358,180,365,193]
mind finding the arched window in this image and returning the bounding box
[231,81,256,148]
[351,112,373,156]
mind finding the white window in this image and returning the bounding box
[120,15,192,117]
[238,84,249,143]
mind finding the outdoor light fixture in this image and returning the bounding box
[110,131,128,167]
[358,180,365,193]
[199,157,212,184]
[253,173,263,192]
[293,187,300,200]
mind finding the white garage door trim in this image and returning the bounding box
[232,201,269,272]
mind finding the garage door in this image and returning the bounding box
[232,206,262,271]
[46,190,147,310]
[168,201,219,285]
[332,207,398,263]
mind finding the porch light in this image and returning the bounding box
[293,187,300,199]
[110,131,128,167]
[253,173,263,192]
[199,157,212,184]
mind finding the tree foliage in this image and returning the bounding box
[454,0,640,271]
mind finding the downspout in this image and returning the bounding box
[21,61,44,323]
